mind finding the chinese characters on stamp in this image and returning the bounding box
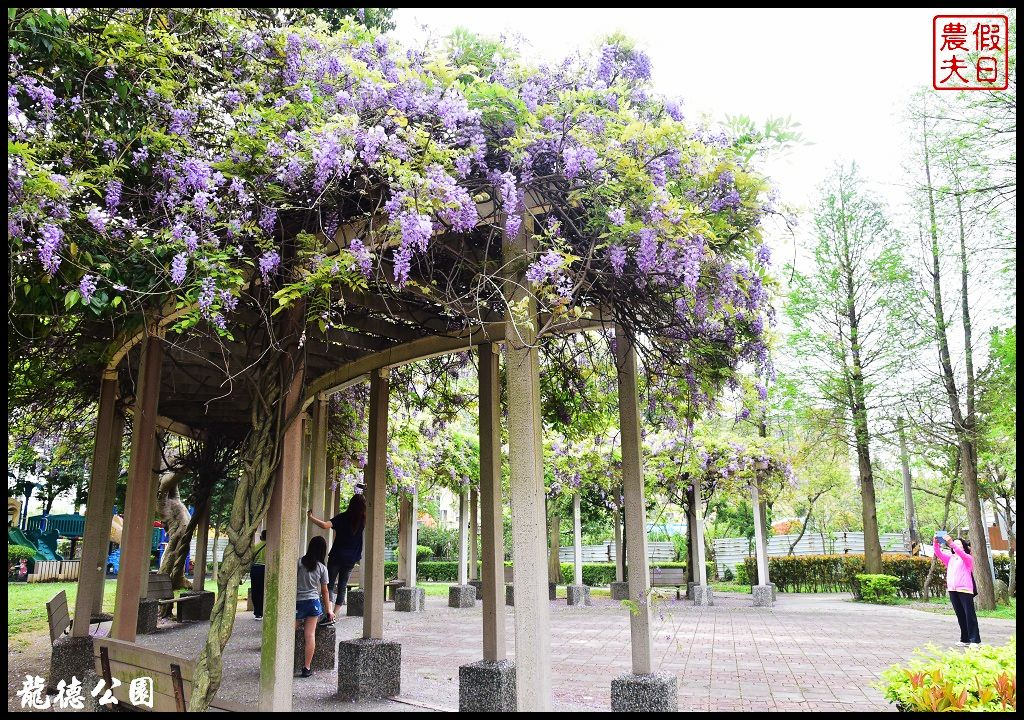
[934,15,1009,90]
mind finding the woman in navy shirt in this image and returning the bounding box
[307,493,366,618]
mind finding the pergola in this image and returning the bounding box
[67,203,774,712]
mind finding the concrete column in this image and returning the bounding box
[257,356,305,711]
[193,503,209,591]
[402,491,418,587]
[469,488,479,581]
[614,330,653,675]
[397,496,410,583]
[613,505,624,582]
[363,369,389,639]
[94,407,125,618]
[309,397,329,541]
[694,482,709,586]
[478,343,506,662]
[111,332,163,642]
[458,486,470,585]
[140,440,161,599]
[299,415,311,550]
[573,493,583,586]
[73,375,120,636]
[504,214,551,711]
[751,482,769,585]
[324,450,335,522]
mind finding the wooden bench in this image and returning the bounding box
[344,564,404,600]
[92,636,245,712]
[147,572,206,620]
[47,590,112,642]
[650,567,687,599]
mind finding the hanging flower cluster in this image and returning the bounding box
[9,10,775,392]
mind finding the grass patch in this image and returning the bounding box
[907,596,1016,620]
[8,576,252,647]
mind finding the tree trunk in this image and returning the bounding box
[547,512,561,585]
[212,522,220,583]
[897,417,920,549]
[157,472,193,590]
[921,121,996,610]
[188,349,298,711]
[836,185,882,574]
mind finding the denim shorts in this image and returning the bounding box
[296,598,323,620]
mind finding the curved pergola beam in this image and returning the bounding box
[300,313,606,411]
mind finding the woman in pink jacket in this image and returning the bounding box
[933,534,981,645]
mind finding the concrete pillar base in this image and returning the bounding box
[448,584,476,608]
[686,581,695,599]
[566,584,592,606]
[611,672,679,712]
[505,584,515,606]
[346,589,364,617]
[246,587,254,611]
[394,586,425,612]
[337,638,401,701]
[752,584,774,607]
[459,659,517,712]
[294,622,336,673]
[693,585,714,607]
[136,599,159,634]
[48,635,95,694]
[177,590,215,622]
[610,581,630,601]
[468,579,483,600]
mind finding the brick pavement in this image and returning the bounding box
[131,590,1016,712]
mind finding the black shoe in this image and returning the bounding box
[300,667,313,678]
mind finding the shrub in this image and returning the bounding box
[877,638,1016,712]
[742,553,946,597]
[722,567,735,582]
[415,545,432,561]
[735,562,750,585]
[9,545,36,563]
[854,573,901,604]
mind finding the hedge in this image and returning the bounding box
[741,554,948,597]
[853,573,901,604]
[389,560,691,586]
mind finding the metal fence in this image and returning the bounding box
[712,532,910,575]
[557,541,676,563]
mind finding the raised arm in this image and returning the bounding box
[307,509,332,530]
[933,537,951,565]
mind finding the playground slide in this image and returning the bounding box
[8,527,56,562]
[110,514,123,545]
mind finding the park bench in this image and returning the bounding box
[92,636,246,712]
[147,572,209,621]
[46,590,112,643]
[650,566,687,599]
[344,564,404,600]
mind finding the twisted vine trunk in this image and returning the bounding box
[188,360,289,711]
[157,472,195,591]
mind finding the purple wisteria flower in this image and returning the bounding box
[86,207,106,233]
[259,250,281,282]
[79,274,97,303]
[105,180,122,212]
[170,252,188,285]
[348,238,372,277]
[526,249,563,285]
[37,223,63,275]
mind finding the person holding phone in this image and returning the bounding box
[933,532,981,645]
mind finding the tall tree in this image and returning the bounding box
[786,163,919,573]
[912,97,1000,609]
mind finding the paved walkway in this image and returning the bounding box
[132,590,1016,712]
